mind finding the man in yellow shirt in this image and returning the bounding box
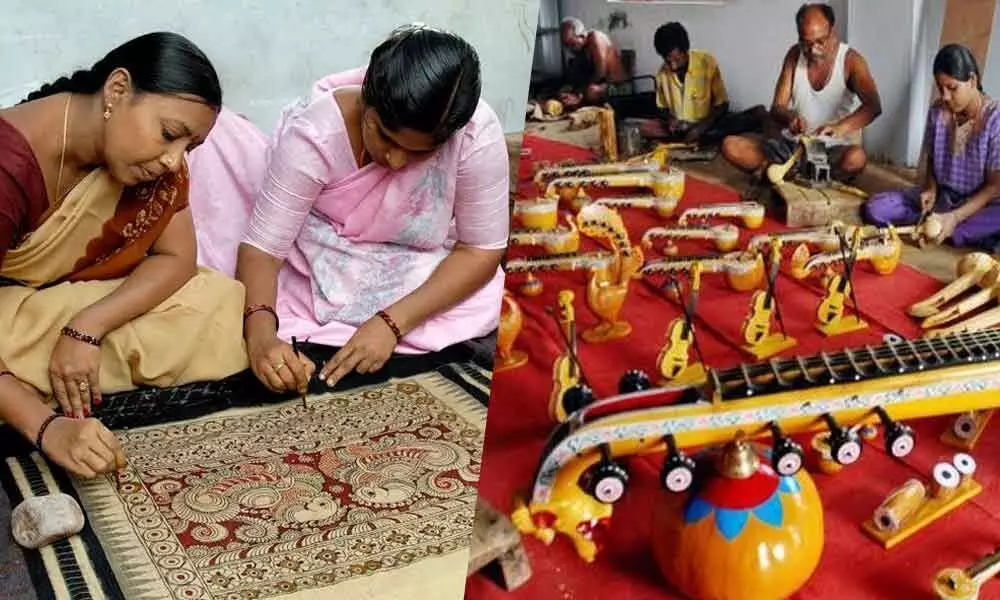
[641,22,766,146]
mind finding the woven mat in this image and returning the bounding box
[2,362,490,600]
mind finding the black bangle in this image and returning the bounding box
[35,414,61,452]
[61,326,101,347]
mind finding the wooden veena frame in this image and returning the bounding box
[513,327,1000,562]
[544,169,686,206]
[678,201,766,229]
[509,214,580,255]
[504,252,614,296]
[532,146,668,190]
[641,224,741,253]
[641,251,765,292]
[789,228,903,280]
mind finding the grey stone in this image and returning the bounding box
[11,493,85,549]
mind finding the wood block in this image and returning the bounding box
[773,181,865,228]
[861,478,982,549]
[468,497,532,590]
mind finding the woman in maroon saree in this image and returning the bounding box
[0,33,248,479]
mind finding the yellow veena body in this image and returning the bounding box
[512,328,1000,563]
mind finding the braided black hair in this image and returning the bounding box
[21,31,222,107]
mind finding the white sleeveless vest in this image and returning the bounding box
[790,42,859,143]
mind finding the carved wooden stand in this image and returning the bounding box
[468,498,532,590]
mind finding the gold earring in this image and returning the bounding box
[104,104,112,120]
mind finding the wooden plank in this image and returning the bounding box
[940,0,997,72]
[468,498,532,590]
[772,181,866,228]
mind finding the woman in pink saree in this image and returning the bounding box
[188,25,508,394]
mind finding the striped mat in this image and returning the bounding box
[0,361,492,600]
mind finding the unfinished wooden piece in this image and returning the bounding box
[908,253,997,318]
[598,106,618,162]
[941,410,994,451]
[862,454,982,550]
[929,304,1000,336]
[767,144,805,184]
[468,498,532,590]
[921,266,1000,330]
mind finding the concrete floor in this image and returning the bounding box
[511,120,969,283]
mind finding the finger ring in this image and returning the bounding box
[78,381,89,392]
[273,362,286,371]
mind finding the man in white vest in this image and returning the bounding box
[721,3,882,193]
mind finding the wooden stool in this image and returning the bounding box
[467,498,532,590]
[773,180,865,227]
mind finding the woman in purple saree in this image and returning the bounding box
[865,44,1000,250]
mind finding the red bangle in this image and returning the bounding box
[244,304,279,329]
[376,310,402,342]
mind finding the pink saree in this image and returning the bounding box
[187,67,509,353]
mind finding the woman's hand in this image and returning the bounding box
[48,335,102,419]
[40,417,126,479]
[247,333,314,394]
[320,316,398,388]
[919,188,937,214]
[933,210,960,243]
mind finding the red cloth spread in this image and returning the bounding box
[467,135,1000,600]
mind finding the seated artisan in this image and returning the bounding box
[866,44,1000,250]
[557,17,628,109]
[721,3,881,191]
[640,22,767,147]
[0,33,247,479]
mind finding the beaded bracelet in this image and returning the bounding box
[61,326,101,347]
[35,414,62,452]
[376,310,402,342]
[244,304,280,330]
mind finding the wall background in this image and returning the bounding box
[558,0,972,167]
[0,0,541,134]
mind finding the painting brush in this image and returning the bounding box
[291,336,308,410]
